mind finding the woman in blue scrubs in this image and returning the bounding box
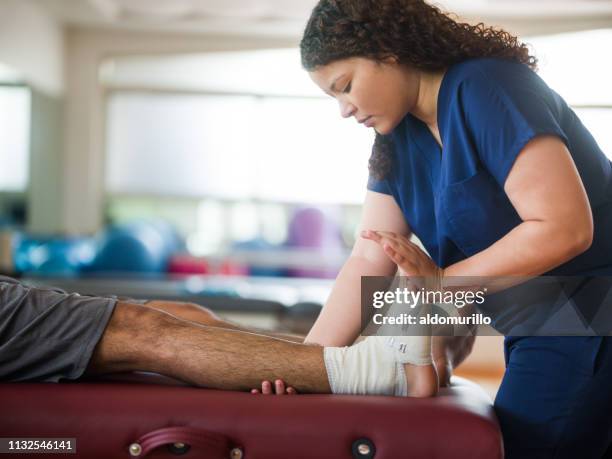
[298,0,612,457]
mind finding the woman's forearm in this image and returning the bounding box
[304,254,396,346]
[443,219,592,292]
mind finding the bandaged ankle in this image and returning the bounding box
[324,274,434,396]
[383,286,433,366]
[385,334,432,365]
[324,337,407,396]
[323,333,432,396]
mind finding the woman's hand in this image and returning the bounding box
[250,379,297,395]
[361,230,444,286]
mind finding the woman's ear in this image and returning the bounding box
[381,55,399,65]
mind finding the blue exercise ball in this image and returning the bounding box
[84,221,172,274]
[145,219,185,254]
[14,236,96,277]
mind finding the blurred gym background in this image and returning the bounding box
[1,0,611,397]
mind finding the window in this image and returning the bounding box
[0,85,30,192]
[103,49,374,205]
[105,91,373,204]
[527,29,612,159]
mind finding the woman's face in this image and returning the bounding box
[309,57,420,135]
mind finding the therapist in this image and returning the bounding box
[295,0,612,457]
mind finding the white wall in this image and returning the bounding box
[0,0,64,96]
[0,0,65,235]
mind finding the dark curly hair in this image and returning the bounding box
[300,0,537,180]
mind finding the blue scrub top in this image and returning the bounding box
[368,57,612,276]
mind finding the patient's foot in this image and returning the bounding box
[404,362,438,397]
[433,356,452,388]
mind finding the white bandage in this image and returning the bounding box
[324,333,432,396]
[324,337,408,396]
[386,333,432,365]
[324,276,433,396]
[385,293,433,365]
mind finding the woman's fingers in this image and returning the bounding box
[362,230,416,252]
[372,230,399,239]
[362,229,403,245]
[366,233,422,276]
[251,380,296,395]
[361,229,441,290]
[262,380,273,394]
[360,229,382,241]
[376,231,418,251]
[379,238,414,266]
[275,379,299,394]
[384,243,405,264]
[275,379,286,395]
[368,232,426,266]
[384,245,418,275]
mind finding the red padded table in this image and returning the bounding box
[0,375,503,458]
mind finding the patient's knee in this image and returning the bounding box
[88,301,175,374]
[145,300,220,325]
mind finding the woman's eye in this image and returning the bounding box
[343,82,352,93]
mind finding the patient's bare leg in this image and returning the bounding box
[88,301,328,393]
[88,301,437,396]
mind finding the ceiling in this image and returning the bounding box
[31,0,612,37]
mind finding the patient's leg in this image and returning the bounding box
[88,301,325,392]
[87,301,436,396]
[144,300,305,343]
[142,302,448,389]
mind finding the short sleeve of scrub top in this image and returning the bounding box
[366,174,392,195]
[455,62,569,188]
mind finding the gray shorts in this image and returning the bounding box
[0,275,146,382]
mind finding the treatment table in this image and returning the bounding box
[0,373,503,458]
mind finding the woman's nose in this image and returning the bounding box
[339,99,356,119]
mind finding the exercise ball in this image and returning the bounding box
[146,219,185,254]
[285,207,344,279]
[14,236,96,277]
[167,254,210,275]
[84,221,172,274]
[37,239,96,276]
